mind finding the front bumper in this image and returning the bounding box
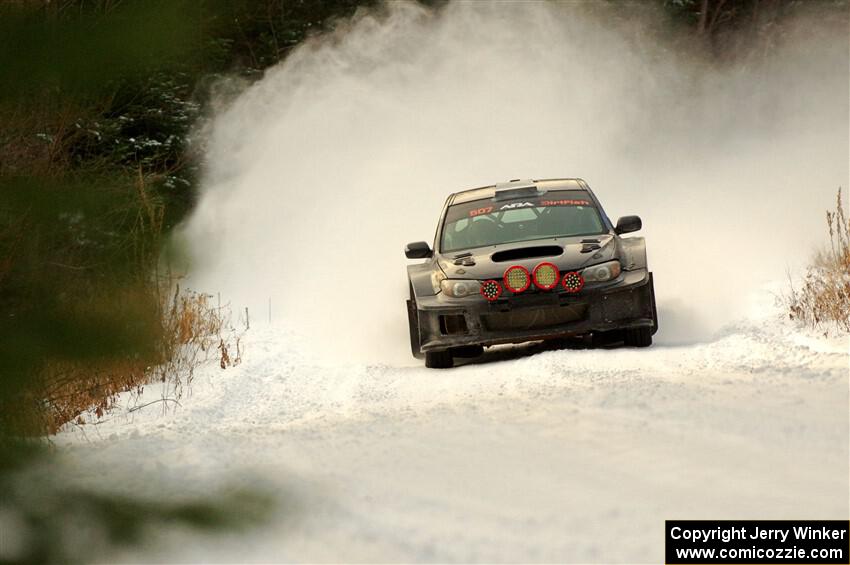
[409,270,656,353]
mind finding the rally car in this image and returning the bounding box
[405,178,658,368]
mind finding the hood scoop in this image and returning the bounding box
[491,245,563,263]
[452,252,476,266]
[580,239,602,253]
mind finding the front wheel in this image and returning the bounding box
[425,349,453,369]
[624,326,652,347]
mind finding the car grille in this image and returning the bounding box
[481,304,587,332]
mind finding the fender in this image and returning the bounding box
[619,236,647,271]
[407,262,437,301]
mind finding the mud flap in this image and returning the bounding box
[649,272,659,335]
[406,299,424,359]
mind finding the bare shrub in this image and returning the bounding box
[18,283,243,435]
[788,187,850,332]
[148,283,243,406]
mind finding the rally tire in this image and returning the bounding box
[425,350,453,369]
[624,326,652,347]
[649,272,659,335]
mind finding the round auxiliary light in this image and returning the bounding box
[480,279,503,302]
[532,262,560,290]
[503,265,531,293]
[561,271,585,293]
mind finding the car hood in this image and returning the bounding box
[436,234,618,280]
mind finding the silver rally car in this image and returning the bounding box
[405,178,658,368]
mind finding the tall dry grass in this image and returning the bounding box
[150,283,243,407]
[0,163,245,435]
[788,187,850,332]
[20,283,243,435]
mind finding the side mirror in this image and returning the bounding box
[405,241,433,259]
[615,215,642,235]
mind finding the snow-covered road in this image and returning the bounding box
[55,290,848,563]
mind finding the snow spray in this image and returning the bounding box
[181,1,848,361]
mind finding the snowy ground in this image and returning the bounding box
[54,289,849,563]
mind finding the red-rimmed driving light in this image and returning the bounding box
[532,262,560,290]
[480,280,503,302]
[561,271,584,293]
[503,265,531,293]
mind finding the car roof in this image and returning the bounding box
[449,178,590,204]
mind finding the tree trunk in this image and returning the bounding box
[697,0,710,35]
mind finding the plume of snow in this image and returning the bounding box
[180,1,849,362]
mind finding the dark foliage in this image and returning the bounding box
[0,0,382,433]
[664,0,849,53]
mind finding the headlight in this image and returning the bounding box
[581,260,621,282]
[532,262,560,290]
[480,279,503,301]
[503,265,531,293]
[562,271,584,293]
[440,279,480,298]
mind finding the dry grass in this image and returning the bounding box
[150,283,243,405]
[788,187,850,332]
[25,283,243,435]
[0,162,244,435]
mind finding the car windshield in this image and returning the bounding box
[440,190,607,252]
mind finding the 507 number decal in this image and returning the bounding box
[468,206,494,217]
